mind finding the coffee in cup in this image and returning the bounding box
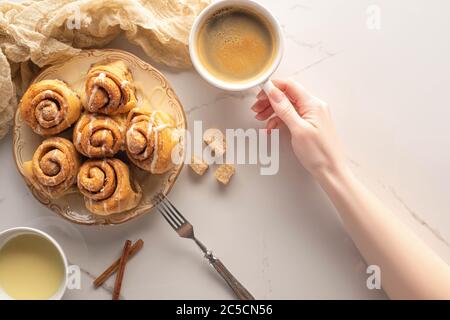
[190,0,284,91]
[196,6,277,83]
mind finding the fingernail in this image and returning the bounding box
[262,81,276,93]
[256,91,267,100]
[269,88,284,103]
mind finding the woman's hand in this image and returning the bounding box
[252,79,346,179]
[253,79,450,299]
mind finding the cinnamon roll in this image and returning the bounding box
[19,79,81,136]
[84,60,137,115]
[23,137,80,199]
[125,108,180,174]
[73,113,125,158]
[77,159,142,216]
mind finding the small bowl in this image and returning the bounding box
[0,227,68,300]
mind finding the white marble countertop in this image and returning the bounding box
[1,0,449,299]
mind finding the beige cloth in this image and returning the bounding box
[0,0,209,139]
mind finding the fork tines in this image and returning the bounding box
[155,193,187,231]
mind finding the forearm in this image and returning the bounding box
[251,79,450,298]
[316,165,450,299]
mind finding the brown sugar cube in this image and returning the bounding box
[214,164,235,185]
[203,128,226,156]
[189,155,209,176]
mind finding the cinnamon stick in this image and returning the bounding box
[112,240,132,300]
[93,239,144,288]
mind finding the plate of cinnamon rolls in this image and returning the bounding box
[13,49,186,225]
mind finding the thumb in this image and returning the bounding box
[264,82,305,131]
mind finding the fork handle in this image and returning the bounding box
[208,256,255,300]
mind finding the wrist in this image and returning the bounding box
[313,161,353,190]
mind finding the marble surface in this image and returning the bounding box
[1,0,449,299]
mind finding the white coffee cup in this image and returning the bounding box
[189,0,284,93]
[0,227,68,300]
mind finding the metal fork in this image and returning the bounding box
[155,193,255,300]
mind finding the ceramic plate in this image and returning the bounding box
[13,49,186,225]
